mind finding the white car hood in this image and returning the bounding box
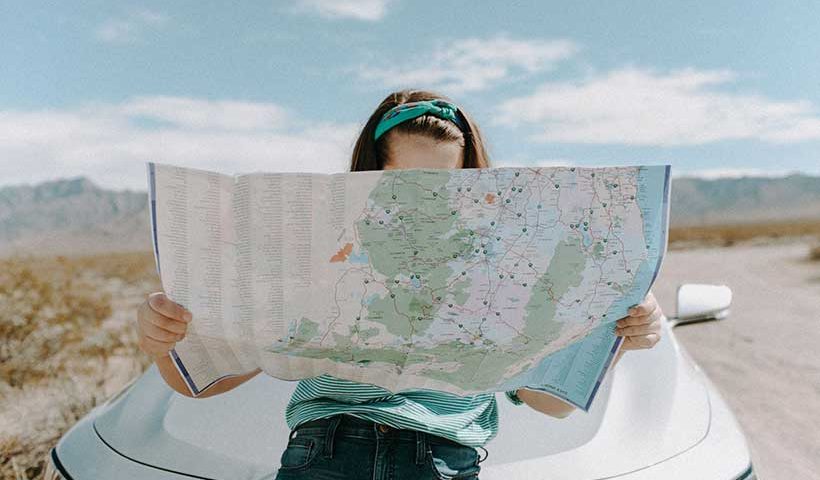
[93,321,710,479]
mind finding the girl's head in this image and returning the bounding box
[349,89,492,172]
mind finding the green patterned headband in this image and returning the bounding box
[374,99,468,141]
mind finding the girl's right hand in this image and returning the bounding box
[136,292,192,360]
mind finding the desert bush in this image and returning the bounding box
[66,251,157,284]
[809,244,820,261]
[669,219,820,249]
[0,378,105,480]
[0,252,158,480]
[0,257,114,386]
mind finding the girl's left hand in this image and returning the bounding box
[615,290,663,350]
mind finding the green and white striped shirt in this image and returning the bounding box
[284,374,524,448]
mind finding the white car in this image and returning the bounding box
[44,284,757,479]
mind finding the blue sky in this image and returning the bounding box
[2,0,819,190]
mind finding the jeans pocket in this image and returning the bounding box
[426,441,481,480]
[278,434,320,471]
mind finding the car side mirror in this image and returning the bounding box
[668,283,733,327]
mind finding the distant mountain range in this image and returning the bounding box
[670,173,820,226]
[1,173,819,257]
[0,177,150,257]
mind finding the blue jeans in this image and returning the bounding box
[274,414,486,480]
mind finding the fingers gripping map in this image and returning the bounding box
[147,162,670,410]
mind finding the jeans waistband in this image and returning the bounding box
[293,414,433,442]
[290,414,488,465]
[291,414,432,464]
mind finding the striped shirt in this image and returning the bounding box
[284,374,525,448]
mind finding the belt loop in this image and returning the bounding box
[415,430,426,465]
[323,415,343,459]
[476,445,489,464]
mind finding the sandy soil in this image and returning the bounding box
[652,240,820,480]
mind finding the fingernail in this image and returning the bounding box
[183,311,192,322]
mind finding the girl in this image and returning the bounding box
[136,89,665,480]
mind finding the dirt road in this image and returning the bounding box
[653,240,820,480]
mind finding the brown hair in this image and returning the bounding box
[349,88,492,172]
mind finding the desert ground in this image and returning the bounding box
[1,239,818,479]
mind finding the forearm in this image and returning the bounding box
[516,347,627,417]
[516,388,577,418]
[153,353,196,396]
[153,353,262,398]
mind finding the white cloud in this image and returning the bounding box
[494,66,820,146]
[356,33,579,94]
[116,96,291,131]
[292,0,392,21]
[95,8,170,44]
[0,97,360,190]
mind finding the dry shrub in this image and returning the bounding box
[809,244,820,262]
[0,258,115,386]
[0,252,158,480]
[669,219,820,249]
[66,251,157,284]
[0,378,106,480]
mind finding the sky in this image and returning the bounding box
[2,0,819,191]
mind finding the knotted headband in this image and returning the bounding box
[374,99,468,141]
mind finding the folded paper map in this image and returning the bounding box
[147,162,670,411]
